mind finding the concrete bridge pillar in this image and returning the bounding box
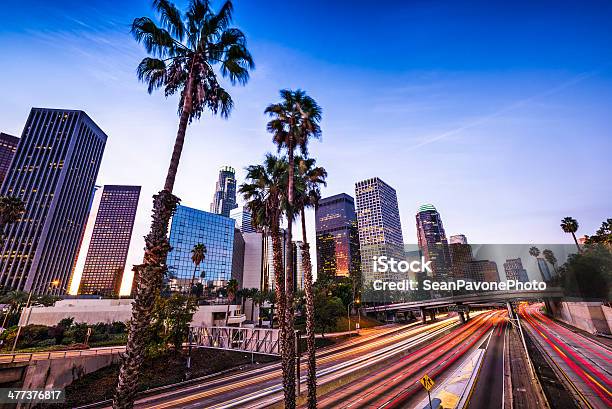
[429,310,436,322]
[465,307,470,321]
[420,307,427,324]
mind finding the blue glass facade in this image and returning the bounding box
[168,205,235,286]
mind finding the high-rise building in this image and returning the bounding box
[355,178,404,284]
[537,258,552,281]
[77,185,140,296]
[416,204,452,279]
[449,234,467,245]
[210,166,238,217]
[230,205,257,233]
[242,232,264,290]
[0,132,19,187]
[315,193,360,281]
[466,260,500,282]
[504,258,528,282]
[232,228,245,288]
[168,205,235,290]
[450,241,473,280]
[0,108,107,295]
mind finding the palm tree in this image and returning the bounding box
[0,196,25,246]
[561,217,581,252]
[0,290,29,329]
[249,288,262,323]
[266,89,321,407]
[542,249,558,275]
[239,154,290,392]
[529,246,546,281]
[224,279,239,326]
[116,1,253,407]
[294,156,326,408]
[190,243,207,293]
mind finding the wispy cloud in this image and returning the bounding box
[407,68,604,150]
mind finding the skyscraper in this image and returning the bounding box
[293,241,304,291]
[416,204,452,279]
[315,193,360,281]
[210,166,238,217]
[0,132,19,187]
[355,178,404,283]
[449,234,467,245]
[450,238,473,280]
[77,185,140,296]
[230,205,257,233]
[466,260,500,282]
[168,205,235,290]
[504,258,528,282]
[262,229,288,291]
[0,108,107,295]
[537,258,552,281]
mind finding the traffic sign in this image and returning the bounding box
[420,374,435,391]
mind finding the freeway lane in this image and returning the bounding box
[520,303,612,409]
[466,315,507,409]
[125,315,459,409]
[313,310,503,409]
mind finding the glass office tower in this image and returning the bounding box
[78,185,141,296]
[210,166,238,217]
[355,178,404,284]
[0,132,19,187]
[315,193,360,281]
[168,205,235,289]
[0,108,107,295]
[416,204,452,279]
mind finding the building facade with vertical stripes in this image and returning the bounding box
[78,185,140,296]
[0,108,107,295]
[0,132,20,188]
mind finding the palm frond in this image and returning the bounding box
[136,57,168,94]
[153,0,186,41]
[131,17,183,57]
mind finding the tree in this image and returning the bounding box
[224,279,239,326]
[239,155,288,354]
[294,156,326,408]
[585,218,612,248]
[314,291,344,336]
[116,1,253,406]
[0,196,25,246]
[542,249,558,275]
[560,217,581,252]
[248,288,261,322]
[190,243,206,293]
[266,89,321,408]
[529,246,540,259]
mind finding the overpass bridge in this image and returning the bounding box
[362,287,564,324]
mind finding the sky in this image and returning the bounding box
[0,0,611,292]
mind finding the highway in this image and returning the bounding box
[122,315,461,409]
[520,303,612,409]
[312,310,504,409]
[466,314,507,409]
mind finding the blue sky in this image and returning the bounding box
[1,0,611,288]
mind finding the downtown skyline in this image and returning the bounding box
[1,0,611,292]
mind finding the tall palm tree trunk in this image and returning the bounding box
[284,148,296,407]
[270,221,288,394]
[189,263,199,294]
[113,190,179,409]
[114,75,193,409]
[571,231,581,252]
[300,210,317,408]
